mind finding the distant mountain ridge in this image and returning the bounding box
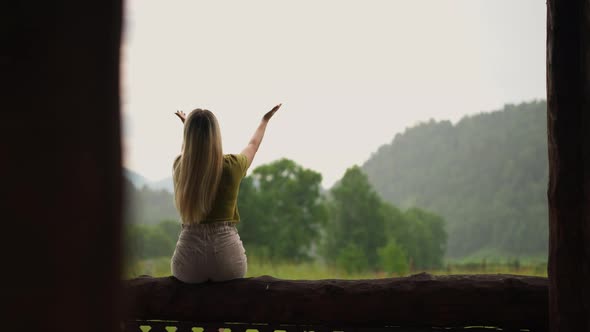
[149,177,174,192]
[362,100,548,259]
[123,176,178,225]
[124,169,150,189]
[124,169,174,193]
[123,170,177,225]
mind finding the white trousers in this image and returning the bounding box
[171,221,247,283]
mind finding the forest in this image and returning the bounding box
[363,100,548,259]
[124,100,548,277]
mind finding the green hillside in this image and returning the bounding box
[362,100,548,259]
[124,178,179,225]
[124,169,149,188]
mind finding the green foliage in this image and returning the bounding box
[398,208,447,269]
[362,100,548,259]
[336,244,369,273]
[156,219,181,244]
[124,220,180,261]
[124,179,179,225]
[378,239,409,275]
[323,166,387,268]
[323,166,448,271]
[142,228,175,259]
[124,223,145,262]
[237,158,327,262]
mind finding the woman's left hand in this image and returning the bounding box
[262,103,282,122]
[175,110,187,123]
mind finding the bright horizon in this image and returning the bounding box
[122,0,546,187]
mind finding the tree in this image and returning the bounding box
[400,208,447,269]
[380,203,447,270]
[124,220,179,261]
[323,166,386,269]
[237,159,327,262]
[156,220,181,245]
[378,239,409,275]
[142,228,175,259]
[337,244,368,273]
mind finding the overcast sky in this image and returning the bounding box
[121,0,546,188]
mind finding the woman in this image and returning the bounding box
[170,104,282,283]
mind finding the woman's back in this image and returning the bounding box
[171,153,249,283]
[175,153,249,224]
[171,104,282,283]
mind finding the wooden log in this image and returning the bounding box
[546,0,590,331]
[124,274,548,331]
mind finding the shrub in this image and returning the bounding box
[336,244,369,273]
[378,239,409,275]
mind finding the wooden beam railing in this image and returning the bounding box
[123,273,548,332]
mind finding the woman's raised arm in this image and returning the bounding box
[241,103,282,168]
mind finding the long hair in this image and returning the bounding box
[173,109,223,224]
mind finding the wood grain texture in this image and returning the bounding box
[124,274,548,331]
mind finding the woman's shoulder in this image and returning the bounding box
[223,154,249,176]
[224,153,246,161]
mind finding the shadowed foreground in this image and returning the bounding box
[124,273,548,331]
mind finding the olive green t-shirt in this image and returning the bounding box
[202,154,249,223]
[175,154,249,224]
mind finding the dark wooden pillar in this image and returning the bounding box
[547,0,590,331]
[1,1,123,331]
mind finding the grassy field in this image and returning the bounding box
[125,255,547,279]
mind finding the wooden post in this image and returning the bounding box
[1,1,123,331]
[547,0,590,331]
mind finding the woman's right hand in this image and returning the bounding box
[262,103,282,122]
[175,110,187,124]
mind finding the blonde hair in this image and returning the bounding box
[173,109,223,224]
